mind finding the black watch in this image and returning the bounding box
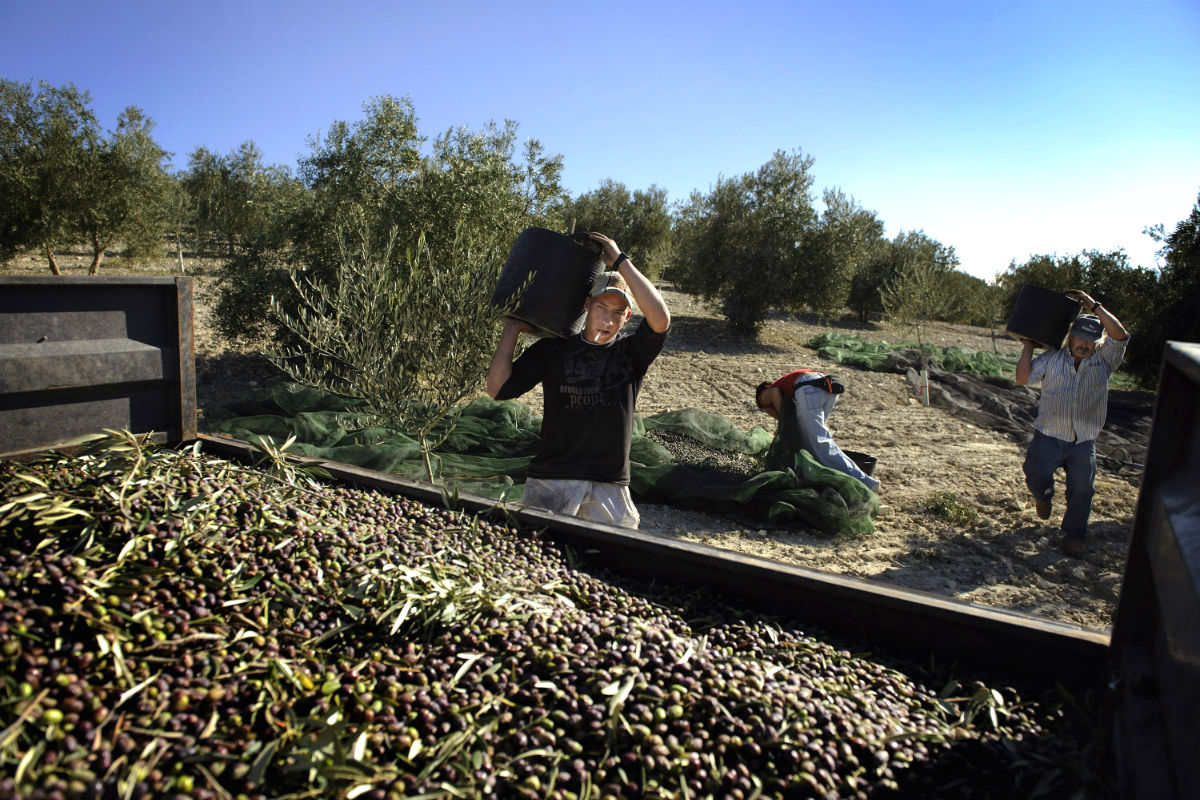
[612,252,629,269]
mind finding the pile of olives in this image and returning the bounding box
[0,433,1109,799]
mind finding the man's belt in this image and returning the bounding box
[794,374,846,394]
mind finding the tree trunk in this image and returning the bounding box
[44,243,61,276]
[88,232,104,275]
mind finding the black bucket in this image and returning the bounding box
[844,450,877,477]
[491,228,606,338]
[1005,285,1080,350]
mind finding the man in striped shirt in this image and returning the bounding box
[1015,289,1129,557]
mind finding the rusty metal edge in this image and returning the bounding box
[174,277,198,442]
[0,275,184,285]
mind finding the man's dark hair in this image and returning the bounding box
[755,381,770,407]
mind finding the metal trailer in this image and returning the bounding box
[1109,341,1200,800]
[0,275,196,458]
[2,277,1197,797]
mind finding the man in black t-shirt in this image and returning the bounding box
[486,232,671,528]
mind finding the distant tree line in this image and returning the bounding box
[3,79,1197,389]
[0,80,172,274]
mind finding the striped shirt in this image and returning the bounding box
[1027,336,1128,443]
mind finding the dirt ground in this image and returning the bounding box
[5,255,1147,632]
[628,290,1145,634]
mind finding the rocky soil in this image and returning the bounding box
[5,256,1150,632]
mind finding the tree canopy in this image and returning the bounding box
[206,96,570,462]
[565,179,673,279]
[802,188,886,318]
[1,79,100,272]
[181,141,300,258]
[0,80,174,273]
[674,149,818,337]
[75,106,173,272]
[1125,192,1200,382]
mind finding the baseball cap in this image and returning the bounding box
[1070,314,1103,341]
[589,271,632,308]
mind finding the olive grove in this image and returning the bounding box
[0,79,173,273]
[4,79,1194,389]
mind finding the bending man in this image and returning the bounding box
[756,369,880,492]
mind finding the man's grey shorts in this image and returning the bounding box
[521,478,640,529]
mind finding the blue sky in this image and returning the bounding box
[3,0,1198,280]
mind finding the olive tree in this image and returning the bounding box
[268,214,527,483]
[564,179,674,279]
[214,96,565,480]
[851,238,990,327]
[181,142,297,258]
[217,95,425,345]
[675,149,818,337]
[180,146,225,254]
[1126,193,1200,383]
[876,234,997,328]
[217,95,565,345]
[796,188,885,317]
[396,120,565,257]
[75,106,173,272]
[876,230,960,324]
[936,270,1002,327]
[290,95,425,277]
[0,81,174,273]
[0,79,99,272]
[1075,250,1158,334]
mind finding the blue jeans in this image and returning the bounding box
[1022,430,1096,540]
[795,385,880,492]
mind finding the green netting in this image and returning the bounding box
[808,331,1019,378]
[638,408,774,455]
[807,332,911,372]
[212,382,878,538]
